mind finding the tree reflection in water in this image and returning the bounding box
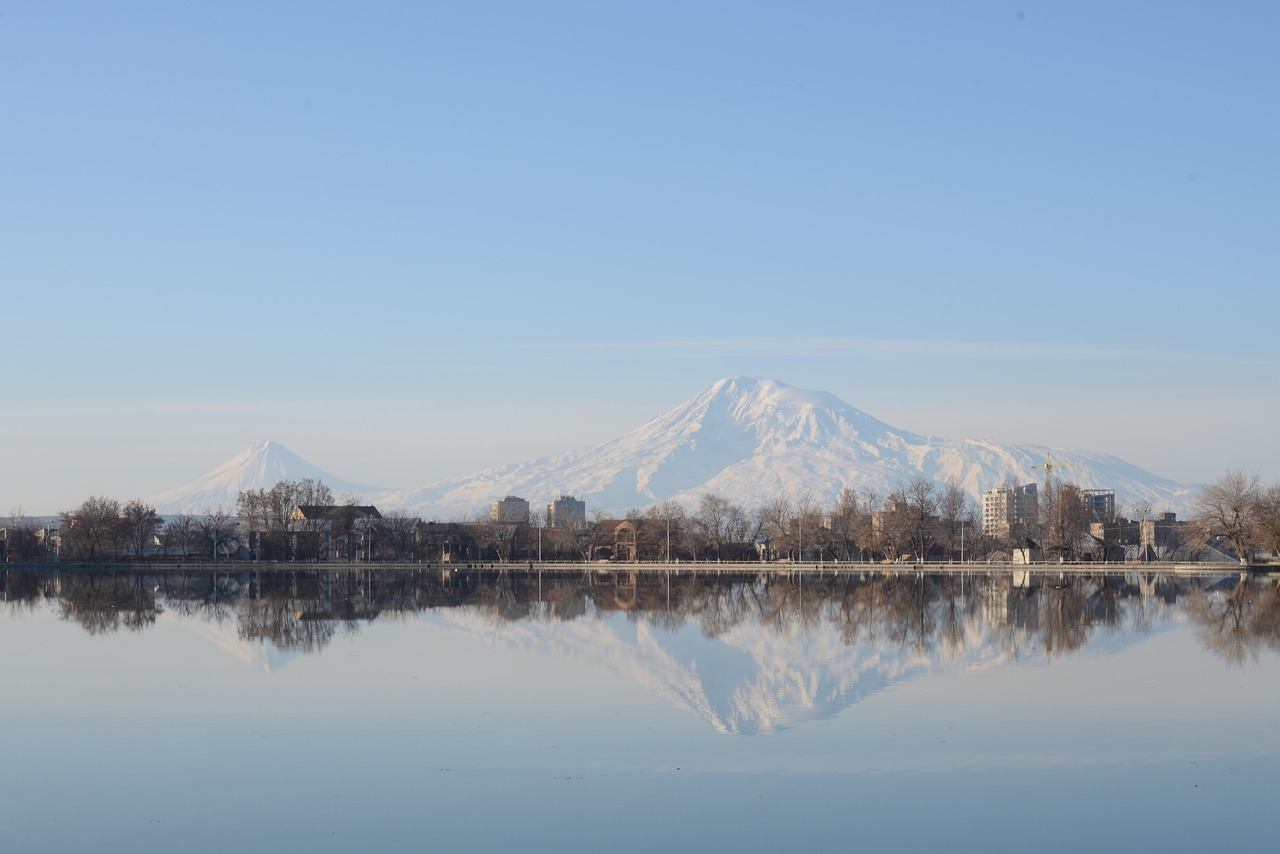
[3,566,1278,664]
[1184,579,1280,667]
[55,572,160,635]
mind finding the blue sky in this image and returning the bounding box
[3,1,1277,514]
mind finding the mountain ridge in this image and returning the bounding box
[152,378,1197,517]
[376,377,1195,517]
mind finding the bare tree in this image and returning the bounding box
[755,495,793,560]
[59,496,124,561]
[1194,469,1262,565]
[904,478,938,560]
[536,516,584,562]
[473,512,518,561]
[380,511,420,560]
[237,479,335,531]
[1041,483,1092,560]
[3,508,44,561]
[872,488,913,562]
[936,480,973,561]
[691,493,753,561]
[828,487,867,562]
[647,499,688,562]
[199,508,240,561]
[1255,483,1280,561]
[238,479,338,560]
[122,499,162,559]
[795,491,825,561]
[160,515,201,558]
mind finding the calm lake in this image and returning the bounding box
[3,566,1278,853]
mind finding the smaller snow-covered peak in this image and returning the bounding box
[150,441,385,514]
[221,439,279,465]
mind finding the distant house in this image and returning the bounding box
[1011,539,1043,565]
[291,505,382,524]
[591,520,637,561]
[589,518,673,562]
[282,505,383,560]
[1070,532,1106,562]
[1200,539,1247,564]
[1016,532,1104,563]
[416,521,478,563]
[1139,512,1181,558]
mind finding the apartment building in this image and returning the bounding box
[981,483,1038,537]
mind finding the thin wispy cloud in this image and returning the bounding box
[513,337,1276,368]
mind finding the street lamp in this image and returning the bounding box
[666,515,671,563]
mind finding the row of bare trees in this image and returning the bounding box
[235,479,335,534]
[619,481,979,563]
[0,478,1055,564]
[237,479,424,561]
[17,469,1279,565]
[37,497,234,562]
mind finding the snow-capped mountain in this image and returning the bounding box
[379,377,1195,518]
[150,440,386,514]
[150,378,1196,518]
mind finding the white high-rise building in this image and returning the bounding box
[981,483,1038,537]
[490,495,530,524]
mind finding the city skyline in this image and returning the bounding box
[4,2,1277,514]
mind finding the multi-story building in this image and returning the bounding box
[547,494,586,529]
[490,495,530,524]
[981,483,1038,537]
[1082,489,1116,523]
[1140,512,1180,554]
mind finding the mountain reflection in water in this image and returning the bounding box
[4,566,1278,736]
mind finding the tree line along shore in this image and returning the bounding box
[3,469,1277,567]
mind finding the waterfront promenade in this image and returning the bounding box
[3,559,1264,578]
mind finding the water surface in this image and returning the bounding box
[3,567,1277,852]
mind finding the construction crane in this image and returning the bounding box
[1033,451,1082,495]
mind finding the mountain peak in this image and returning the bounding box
[150,441,385,514]
[375,378,1191,518]
[706,376,816,403]
[678,377,908,449]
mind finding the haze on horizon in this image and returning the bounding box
[3,2,1277,515]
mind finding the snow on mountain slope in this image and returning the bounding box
[379,377,1196,518]
[149,440,386,514]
